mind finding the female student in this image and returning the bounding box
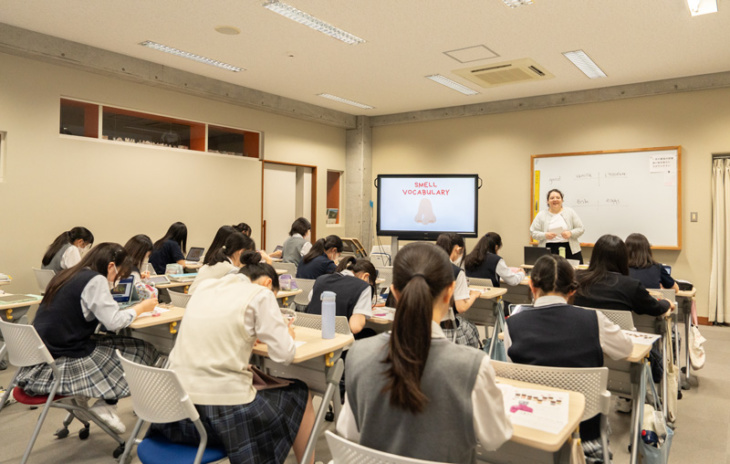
[188,232,253,294]
[306,256,377,338]
[435,233,481,314]
[529,188,585,263]
[504,254,632,463]
[148,222,187,275]
[626,233,679,292]
[233,222,252,236]
[464,232,525,287]
[203,225,237,265]
[17,243,158,434]
[573,234,674,315]
[296,235,342,280]
[279,217,312,265]
[123,234,153,282]
[148,253,316,464]
[41,227,94,272]
[336,243,512,462]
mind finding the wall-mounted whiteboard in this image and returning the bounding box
[531,147,681,249]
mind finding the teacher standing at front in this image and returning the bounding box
[529,189,585,263]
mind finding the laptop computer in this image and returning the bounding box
[524,246,552,265]
[111,278,139,308]
[184,247,205,264]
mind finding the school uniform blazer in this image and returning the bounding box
[529,206,585,255]
[573,272,670,316]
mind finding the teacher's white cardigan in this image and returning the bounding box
[529,206,585,255]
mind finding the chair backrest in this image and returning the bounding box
[581,307,636,330]
[116,351,199,424]
[491,360,610,419]
[375,266,393,291]
[168,291,192,308]
[276,262,298,276]
[466,277,493,288]
[32,268,56,294]
[0,319,55,367]
[293,278,316,306]
[325,430,451,464]
[294,312,351,335]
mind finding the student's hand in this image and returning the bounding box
[561,230,572,239]
[134,298,158,316]
[258,250,273,264]
[545,232,557,240]
[270,250,283,258]
[287,318,296,340]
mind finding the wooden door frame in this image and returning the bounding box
[261,160,318,250]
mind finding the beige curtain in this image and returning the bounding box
[709,158,730,323]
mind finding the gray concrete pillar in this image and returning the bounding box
[345,116,373,253]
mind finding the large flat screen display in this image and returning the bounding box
[376,174,479,240]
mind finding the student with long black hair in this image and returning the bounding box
[337,243,512,462]
[504,254,632,463]
[307,256,377,337]
[203,225,237,265]
[148,222,187,274]
[149,251,316,464]
[296,234,342,280]
[435,233,480,314]
[464,232,525,287]
[41,226,94,272]
[232,222,252,236]
[189,232,254,294]
[123,234,153,282]
[17,243,158,434]
[626,233,679,292]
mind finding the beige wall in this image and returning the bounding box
[0,53,346,294]
[372,88,730,318]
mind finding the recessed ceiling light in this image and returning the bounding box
[502,0,533,8]
[687,0,718,16]
[562,50,606,79]
[263,0,365,45]
[425,75,479,96]
[215,26,241,35]
[139,41,243,72]
[318,94,373,109]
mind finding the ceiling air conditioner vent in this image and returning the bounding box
[453,58,554,88]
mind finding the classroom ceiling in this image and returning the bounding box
[2,0,729,117]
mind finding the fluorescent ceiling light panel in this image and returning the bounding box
[425,75,479,96]
[318,94,373,109]
[687,0,718,16]
[264,1,365,44]
[502,0,533,7]
[139,41,243,72]
[562,50,607,79]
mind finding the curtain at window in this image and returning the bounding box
[709,158,730,323]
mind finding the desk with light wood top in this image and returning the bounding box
[0,293,43,322]
[253,326,353,364]
[155,280,193,290]
[0,280,10,286]
[462,286,508,327]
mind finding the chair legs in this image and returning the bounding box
[600,414,610,464]
[119,417,146,464]
[21,379,62,464]
[0,371,19,414]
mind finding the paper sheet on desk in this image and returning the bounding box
[136,306,171,319]
[372,307,395,321]
[294,341,306,348]
[498,384,569,434]
[622,330,661,346]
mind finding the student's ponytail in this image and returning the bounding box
[531,254,579,296]
[302,235,342,264]
[41,227,94,266]
[384,243,454,414]
[239,251,280,293]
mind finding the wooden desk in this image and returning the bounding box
[477,378,584,463]
[183,262,202,271]
[155,280,193,290]
[275,268,286,275]
[0,280,10,286]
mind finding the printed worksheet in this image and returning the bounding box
[497,384,569,434]
[622,330,661,346]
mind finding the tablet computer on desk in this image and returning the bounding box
[524,246,551,265]
[111,278,139,308]
[147,275,171,285]
[184,247,205,264]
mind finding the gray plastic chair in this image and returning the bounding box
[168,290,192,308]
[326,430,451,464]
[32,268,55,294]
[292,278,316,309]
[276,262,298,276]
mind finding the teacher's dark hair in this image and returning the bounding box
[153,222,188,254]
[204,225,237,265]
[42,227,94,266]
[577,234,629,297]
[123,234,153,270]
[626,233,657,269]
[302,235,342,264]
[464,232,501,271]
[546,189,564,202]
[43,243,130,306]
[384,242,454,414]
[531,254,579,296]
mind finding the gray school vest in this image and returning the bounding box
[282,235,305,265]
[346,333,484,464]
[42,243,72,272]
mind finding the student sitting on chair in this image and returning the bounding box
[189,232,253,294]
[202,225,237,265]
[148,221,188,275]
[503,254,632,464]
[276,217,312,264]
[626,233,679,292]
[435,233,481,314]
[41,226,94,272]
[123,234,153,282]
[464,232,525,287]
[148,252,316,464]
[233,222,252,236]
[296,235,342,280]
[17,243,158,434]
[337,242,512,463]
[306,256,377,339]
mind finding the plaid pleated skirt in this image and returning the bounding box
[148,379,309,464]
[15,335,158,400]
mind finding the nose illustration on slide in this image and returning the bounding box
[414,197,437,225]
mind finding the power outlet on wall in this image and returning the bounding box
[690,212,698,222]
